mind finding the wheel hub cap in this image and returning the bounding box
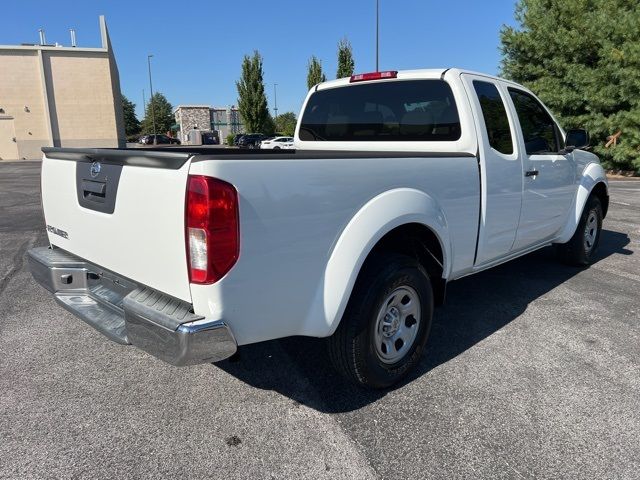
[382,306,401,337]
[373,286,421,364]
[583,210,598,252]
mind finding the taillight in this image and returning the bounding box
[186,175,239,284]
[349,70,398,83]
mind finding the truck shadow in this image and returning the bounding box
[216,229,631,413]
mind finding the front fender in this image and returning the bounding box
[301,188,451,338]
[556,160,608,244]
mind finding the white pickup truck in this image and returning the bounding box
[29,68,609,388]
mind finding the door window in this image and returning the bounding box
[508,88,560,154]
[473,81,513,155]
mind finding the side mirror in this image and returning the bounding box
[565,128,590,152]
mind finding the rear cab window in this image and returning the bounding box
[299,80,461,142]
[472,80,514,155]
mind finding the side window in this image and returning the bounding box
[472,80,513,155]
[508,88,560,154]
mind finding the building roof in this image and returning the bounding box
[0,16,111,53]
[175,105,211,109]
[174,105,239,113]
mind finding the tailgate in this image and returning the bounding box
[40,148,194,302]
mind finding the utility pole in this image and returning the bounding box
[273,83,278,121]
[147,54,157,144]
[376,0,379,72]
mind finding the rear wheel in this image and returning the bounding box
[556,195,603,266]
[328,253,433,389]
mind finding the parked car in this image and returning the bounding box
[236,133,267,149]
[232,133,245,146]
[30,68,608,389]
[139,134,181,145]
[260,136,294,149]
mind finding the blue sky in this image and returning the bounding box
[3,0,519,118]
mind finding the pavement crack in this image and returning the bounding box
[0,235,36,297]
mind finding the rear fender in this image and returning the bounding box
[301,188,451,337]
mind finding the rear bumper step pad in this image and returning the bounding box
[28,246,237,366]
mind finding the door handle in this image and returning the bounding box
[81,179,106,203]
[525,170,539,177]
[82,179,106,195]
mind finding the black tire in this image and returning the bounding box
[556,195,603,266]
[328,253,433,389]
[273,146,281,150]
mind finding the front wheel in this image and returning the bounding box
[328,253,433,389]
[556,195,603,266]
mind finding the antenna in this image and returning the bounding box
[70,29,77,47]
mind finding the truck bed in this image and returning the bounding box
[40,145,480,346]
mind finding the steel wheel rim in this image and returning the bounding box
[583,210,598,252]
[373,286,421,364]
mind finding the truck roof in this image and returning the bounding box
[315,68,521,91]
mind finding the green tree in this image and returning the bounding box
[275,112,297,136]
[122,95,140,136]
[307,56,326,90]
[336,37,355,78]
[141,92,174,135]
[264,114,276,136]
[501,0,640,172]
[236,51,271,133]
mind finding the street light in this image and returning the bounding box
[147,54,157,145]
[273,83,278,120]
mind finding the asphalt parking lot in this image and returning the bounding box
[1,161,639,479]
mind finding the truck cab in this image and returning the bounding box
[295,68,607,270]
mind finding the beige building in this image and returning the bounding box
[0,16,125,160]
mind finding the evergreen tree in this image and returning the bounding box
[501,0,640,171]
[274,112,297,136]
[336,38,355,78]
[236,51,271,133]
[264,114,276,136]
[141,92,173,135]
[121,95,140,136]
[307,56,326,90]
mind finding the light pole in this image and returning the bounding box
[375,0,379,72]
[147,54,157,145]
[273,83,278,121]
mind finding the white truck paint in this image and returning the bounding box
[30,68,608,386]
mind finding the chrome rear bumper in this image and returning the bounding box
[27,246,237,366]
